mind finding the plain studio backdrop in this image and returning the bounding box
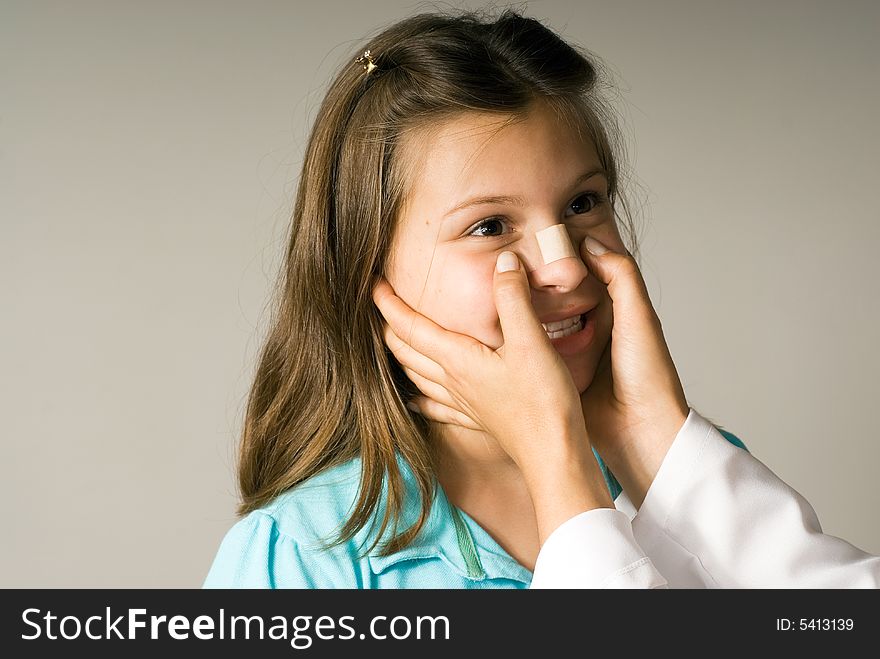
[2,0,878,587]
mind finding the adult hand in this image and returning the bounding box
[577,236,690,505]
[377,234,691,509]
[374,251,615,542]
[372,251,588,475]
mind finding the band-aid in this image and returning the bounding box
[535,224,577,265]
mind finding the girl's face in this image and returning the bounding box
[386,102,626,393]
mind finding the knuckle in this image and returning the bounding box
[493,279,520,304]
[381,321,394,343]
[422,398,446,424]
[385,335,403,357]
[614,251,652,293]
[403,365,420,385]
[461,339,488,373]
[441,337,468,376]
[616,252,640,278]
[383,327,403,355]
[456,411,476,430]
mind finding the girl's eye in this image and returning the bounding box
[570,191,605,215]
[468,217,507,238]
[466,191,606,238]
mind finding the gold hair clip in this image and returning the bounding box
[355,49,377,75]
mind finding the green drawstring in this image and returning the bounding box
[449,504,486,579]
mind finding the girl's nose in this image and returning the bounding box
[524,223,589,292]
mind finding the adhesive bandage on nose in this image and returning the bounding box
[535,224,577,265]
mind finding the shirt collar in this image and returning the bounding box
[366,452,531,584]
[367,448,622,584]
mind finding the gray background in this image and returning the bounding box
[3,0,878,587]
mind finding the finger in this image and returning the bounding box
[401,365,460,411]
[407,396,482,431]
[382,321,446,385]
[579,237,663,332]
[372,277,476,367]
[493,251,554,353]
[579,237,676,397]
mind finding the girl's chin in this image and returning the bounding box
[558,355,588,393]
[556,313,609,393]
[571,366,597,394]
[562,343,606,394]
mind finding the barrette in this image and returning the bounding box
[355,49,377,75]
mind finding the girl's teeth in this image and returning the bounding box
[543,314,584,339]
[541,314,580,331]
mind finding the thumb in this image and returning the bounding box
[493,251,550,352]
[580,236,659,328]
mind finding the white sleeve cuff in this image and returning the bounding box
[630,406,707,537]
[530,507,668,589]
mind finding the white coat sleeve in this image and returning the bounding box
[530,507,669,588]
[627,407,880,588]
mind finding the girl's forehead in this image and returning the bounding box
[410,104,573,160]
[399,108,600,207]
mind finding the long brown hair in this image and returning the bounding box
[236,6,643,557]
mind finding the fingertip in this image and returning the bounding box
[496,251,520,273]
[372,277,393,303]
[582,236,609,256]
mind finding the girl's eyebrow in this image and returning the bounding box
[442,168,607,220]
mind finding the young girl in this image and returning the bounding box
[203,8,879,588]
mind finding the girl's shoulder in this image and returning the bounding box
[260,455,367,543]
[203,455,378,588]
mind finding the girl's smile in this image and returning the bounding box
[545,306,599,357]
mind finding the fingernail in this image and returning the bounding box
[496,251,519,272]
[406,401,420,413]
[583,236,609,255]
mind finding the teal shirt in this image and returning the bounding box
[204,429,747,589]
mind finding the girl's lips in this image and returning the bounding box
[548,307,597,357]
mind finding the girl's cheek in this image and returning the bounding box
[432,258,500,342]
